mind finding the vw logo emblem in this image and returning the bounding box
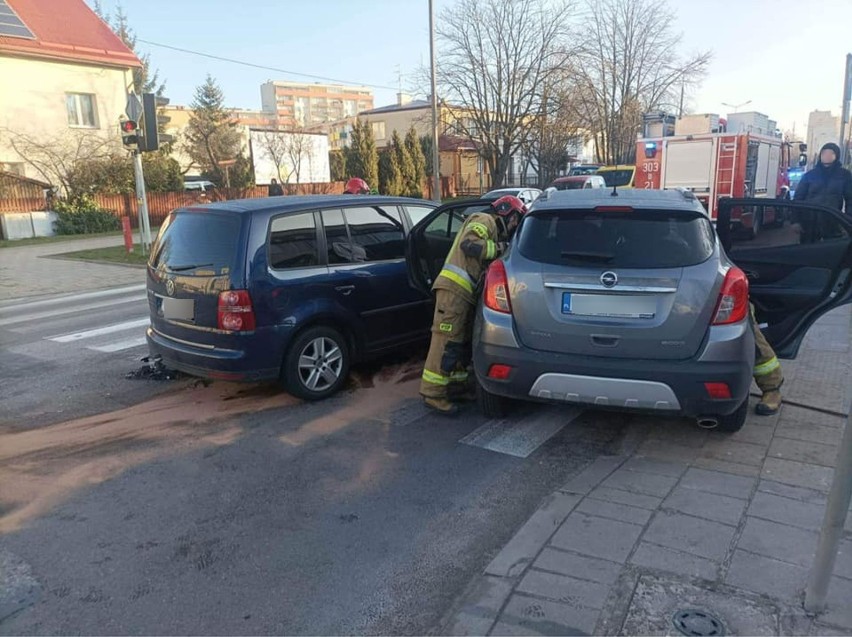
[600,271,618,288]
[166,279,176,296]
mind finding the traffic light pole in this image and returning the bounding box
[132,151,152,254]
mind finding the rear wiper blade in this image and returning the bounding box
[560,251,614,262]
[167,263,214,272]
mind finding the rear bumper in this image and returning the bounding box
[473,309,755,418]
[146,326,281,382]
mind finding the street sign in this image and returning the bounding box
[125,93,143,122]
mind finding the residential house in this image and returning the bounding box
[0,0,141,185]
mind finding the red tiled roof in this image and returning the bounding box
[0,0,141,69]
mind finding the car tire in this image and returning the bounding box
[715,400,748,433]
[283,326,350,401]
[477,382,512,419]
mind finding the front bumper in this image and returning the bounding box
[473,309,755,418]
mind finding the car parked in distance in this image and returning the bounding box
[482,187,542,207]
[407,190,852,432]
[549,175,606,191]
[146,195,439,400]
[184,180,216,193]
[568,164,602,176]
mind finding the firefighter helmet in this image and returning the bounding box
[344,177,370,194]
[490,195,527,217]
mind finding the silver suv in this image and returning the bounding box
[407,191,852,432]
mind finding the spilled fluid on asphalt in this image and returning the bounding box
[0,356,424,533]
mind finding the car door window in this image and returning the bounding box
[405,205,435,227]
[718,199,852,357]
[268,213,320,270]
[321,209,354,264]
[342,205,405,262]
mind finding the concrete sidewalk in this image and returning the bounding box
[447,306,852,636]
[0,235,144,301]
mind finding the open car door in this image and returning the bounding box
[717,198,852,359]
[406,199,497,295]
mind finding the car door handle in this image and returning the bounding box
[335,285,355,295]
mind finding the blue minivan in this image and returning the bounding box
[145,195,438,400]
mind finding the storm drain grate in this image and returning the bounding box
[672,609,725,637]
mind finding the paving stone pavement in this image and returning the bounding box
[445,305,852,636]
[0,235,144,300]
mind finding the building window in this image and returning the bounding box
[0,162,25,176]
[371,121,386,140]
[344,100,357,117]
[66,93,97,128]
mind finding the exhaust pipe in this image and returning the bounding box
[697,417,719,429]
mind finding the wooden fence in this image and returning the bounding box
[0,172,49,213]
[0,181,346,226]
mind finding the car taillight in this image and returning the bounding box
[488,364,513,380]
[484,261,512,314]
[712,267,749,325]
[704,382,732,399]
[218,289,256,332]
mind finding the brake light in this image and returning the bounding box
[704,382,732,399]
[218,289,256,331]
[712,267,749,325]
[484,261,512,314]
[488,364,513,380]
[593,206,634,212]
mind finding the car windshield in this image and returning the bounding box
[600,170,634,187]
[552,180,585,191]
[151,211,241,274]
[518,209,715,269]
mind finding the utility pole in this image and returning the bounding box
[428,0,441,202]
[678,83,685,118]
[132,151,152,254]
[838,53,852,165]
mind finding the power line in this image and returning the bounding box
[136,38,399,92]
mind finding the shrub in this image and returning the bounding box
[53,195,120,235]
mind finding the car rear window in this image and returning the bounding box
[151,211,241,274]
[518,209,715,269]
[599,170,634,187]
[552,180,584,190]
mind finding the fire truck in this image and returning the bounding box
[635,113,792,232]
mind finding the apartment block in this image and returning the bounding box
[260,81,374,128]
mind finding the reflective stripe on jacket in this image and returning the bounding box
[433,212,502,304]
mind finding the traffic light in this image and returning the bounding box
[119,117,139,149]
[798,143,808,167]
[139,93,171,152]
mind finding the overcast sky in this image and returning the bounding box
[90,0,851,137]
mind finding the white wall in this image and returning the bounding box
[249,130,330,184]
[0,55,132,184]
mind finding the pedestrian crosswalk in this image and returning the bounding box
[0,284,150,356]
[460,405,583,458]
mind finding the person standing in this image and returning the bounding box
[420,196,526,415]
[268,178,284,197]
[794,142,852,212]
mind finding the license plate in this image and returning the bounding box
[161,297,195,321]
[561,292,656,319]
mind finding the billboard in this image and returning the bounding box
[249,129,330,184]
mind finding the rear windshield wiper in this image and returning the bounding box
[560,251,615,262]
[167,263,214,272]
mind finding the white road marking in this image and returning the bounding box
[0,294,147,327]
[87,336,148,353]
[48,318,150,343]
[0,284,146,313]
[460,406,583,458]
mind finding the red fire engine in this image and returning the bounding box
[635,117,791,231]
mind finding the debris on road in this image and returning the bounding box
[125,355,182,381]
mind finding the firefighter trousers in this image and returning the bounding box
[750,304,783,393]
[420,289,474,399]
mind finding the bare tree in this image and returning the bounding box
[435,0,575,188]
[573,0,711,164]
[2,128,114,194]
[524,72,587,187]
[255,130,289,183]
[282,129,312,192]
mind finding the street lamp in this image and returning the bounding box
[428,0,441,202]
[722,100,752,113]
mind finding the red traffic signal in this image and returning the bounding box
[119,117,139,148]
[121,120,138,133]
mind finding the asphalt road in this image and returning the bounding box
[0,285,636,635]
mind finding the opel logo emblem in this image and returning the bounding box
[166,279,176,296]
[600,271,618,288]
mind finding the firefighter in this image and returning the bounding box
[751,306,783,415]
[343,177,370,195]
[420,195,526,415]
